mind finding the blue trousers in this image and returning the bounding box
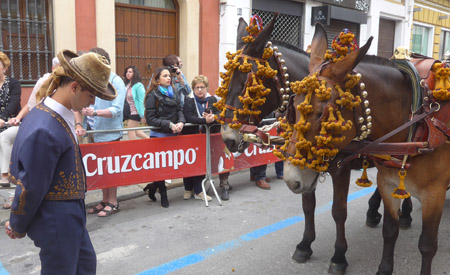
[275,161,283,177]
[250,164,267,181]
[27,200,96,275]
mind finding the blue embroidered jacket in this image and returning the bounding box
[9,103,86,235]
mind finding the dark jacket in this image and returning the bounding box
[182,96,220,135]
[0,77,22,121]
[145,88,185,134]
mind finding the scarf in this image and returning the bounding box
[36,65,69,102]
[194,95,209,115]
[158,85,174,98]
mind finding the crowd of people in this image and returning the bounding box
[0,50,283,212]
[0,48,284,274]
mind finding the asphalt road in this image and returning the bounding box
[1,166,449,275]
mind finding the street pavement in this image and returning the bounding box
[1,165,449,275]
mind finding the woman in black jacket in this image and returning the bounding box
[0,52,21,187]
[182,75,231,201]
[144,66,185,208]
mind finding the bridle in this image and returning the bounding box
[215,43,291,129]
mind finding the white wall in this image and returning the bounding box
[218,0,251,85]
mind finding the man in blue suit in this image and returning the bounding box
[4,49,117,274]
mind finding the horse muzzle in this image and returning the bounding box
[221,124,249,153]
[283,162,319,194]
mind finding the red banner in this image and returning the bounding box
[81,132,281,190]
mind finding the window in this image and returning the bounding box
[252,10,302,48]
[0,0,53,83]
[440,30,450,61]
[115,0,175,9]
[412,24,431,56]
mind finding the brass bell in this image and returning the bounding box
[361,125,367,131]
[273,46,278,51]
[277,52,283,57]
[362,91,368,98]
[280,59,285,64]
[358,117,364,124]
[366,116,372,122]
[285,81,290,86]
[286,87,290,92]
[266,41,272,47]
[360,83,366,90]
[284,73,289,79]
[367,122,372,129]
[356,73,362,78]
[365,108,371,115]
[364,100,369,107]
[366,129,371,134]
[280,88,285,93]
[283,66,287,72]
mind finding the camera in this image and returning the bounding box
[169,65,179,74]
[204,107,211,113]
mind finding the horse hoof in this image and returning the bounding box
[292,248,312,263]
[398,216,412,229]
[328,261,348,275]
[366,212,382,228]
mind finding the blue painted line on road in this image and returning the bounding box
[0,261,10,275]
[137,186,376,275]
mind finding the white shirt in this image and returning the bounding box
[44,96,77,143]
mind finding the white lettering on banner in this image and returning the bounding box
[107,156,120,174]
[82,148,198,177]
[244,144,275,157]
[84,153,97,177]
[131,154,143,171]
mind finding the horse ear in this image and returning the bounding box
[236,18,248,50]
[243,12,279,57]
[309,23,328,73]
[321,36,373,83]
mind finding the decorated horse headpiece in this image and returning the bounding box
[214,14,290,129]
[273,29,366,172]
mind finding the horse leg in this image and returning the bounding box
[366,187,383,228]
[417,189,445,275]
[328,166,351,275]
[398,197,412,229]
[292,191,316,263]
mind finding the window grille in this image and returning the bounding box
[252,9,301,48]
[0,0,53,84]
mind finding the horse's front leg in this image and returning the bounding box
[328,166,351,275]
[292,191,316,263]
[398,197,412,229]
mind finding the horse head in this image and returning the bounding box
[279,24,373,193]
[216,14,309,152]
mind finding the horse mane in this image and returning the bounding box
[361,55,397,68]
[271,40,309,57]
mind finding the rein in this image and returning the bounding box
[338,103,440,167]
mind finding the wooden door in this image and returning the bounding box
[115,3,178,88]
[377,18,395,59]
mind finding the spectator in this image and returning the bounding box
[0,52,21,187]
[144,66,185,208]
[162,54,191,107]
[122,65,149,140]
[81,47,126,217]
[4,49,115,274]
[250,164,271,190]
[181,75,218,202]
[2,57,59,209]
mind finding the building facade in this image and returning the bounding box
[2,0,450,106]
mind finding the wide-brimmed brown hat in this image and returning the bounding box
[57,49,117,101]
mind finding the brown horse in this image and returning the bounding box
[218,16,412,274]
[283,24,449,275]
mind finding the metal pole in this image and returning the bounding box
[201,124,222,207]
